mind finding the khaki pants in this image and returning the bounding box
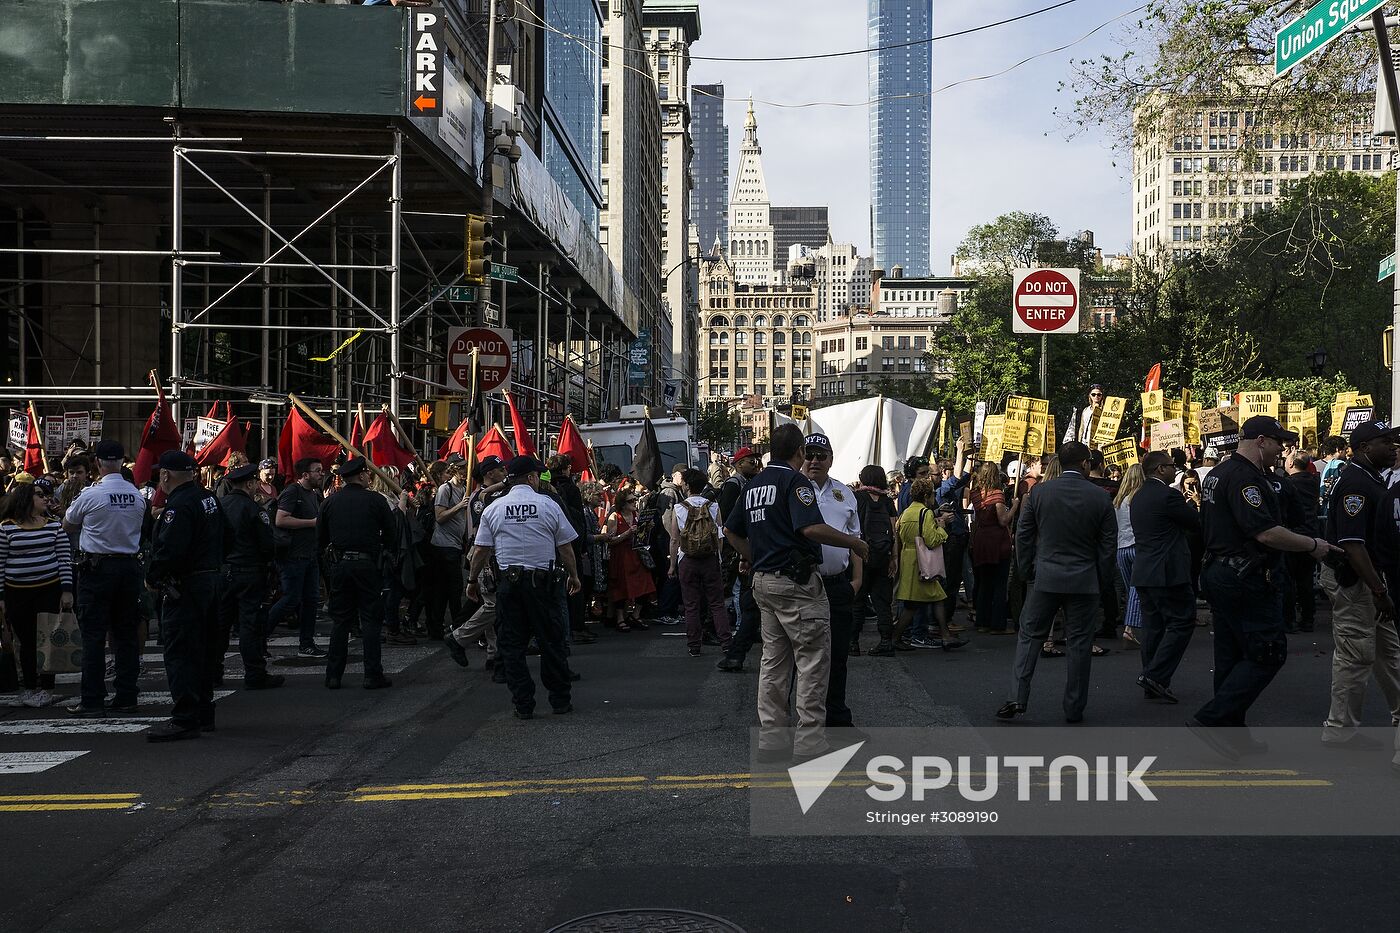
[752,571,830,756]
[452,565,499,661]
[1320,565,1400,741]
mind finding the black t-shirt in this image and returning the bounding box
[1325,458,1386,563]
[276,483,322,561]
[723,462,824,573]
[1373,482,1400,581]
[1200,453,1283,562]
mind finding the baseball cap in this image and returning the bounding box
[734,446,758,462]
[158,449,197,472]
[1240,416,1298,444]
[227,463,258,483]
[94,440,125,461]
[506,455,546,477]
[473,455,505,481]
[804,433,833,452]
[1349,420,1400,445]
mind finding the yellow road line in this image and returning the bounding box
[355,775,648,793]
[0,793,141,802]
[0,802,135,812]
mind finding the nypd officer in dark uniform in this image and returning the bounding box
[722,423,868,763]
[467,455,580,719]
[146,450,225,742]
[1189,416,1339,759]
[217,462,283,690]
[319,457,397,690]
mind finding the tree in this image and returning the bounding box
[954,211,1100,277]
[928,277,1036,416]
[696,403,741,451]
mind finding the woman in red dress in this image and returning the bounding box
[605,489,657,631]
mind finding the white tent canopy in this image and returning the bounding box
[786,396,940,484]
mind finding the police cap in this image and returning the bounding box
[506,454,546,477]
[336,456,369,478]
[473,455,505,482]
[94,440,125,461]
[227,463,259,484]
[1240,416,1298,444]
[1349,420,1400,445]
[158,450,197,472]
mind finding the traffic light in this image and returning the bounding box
[434,400,451,432]
[466,214,492,284]
[418,402,432,426]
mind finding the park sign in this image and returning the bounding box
[1275,0,1384,76]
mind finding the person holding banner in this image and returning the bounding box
[1064,384,1107,446]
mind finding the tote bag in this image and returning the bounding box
[36,609,82,674]
[915,508,947,583]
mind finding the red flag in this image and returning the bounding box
[363,413,416,470]
[277,407,340,482]
[133,378,182,485]
[23,407,44,475]
[1144,363,1162,393]
[349,404,366,451]
[476,424,515,464]
[505,391,535,456]
[555,416,589,474]
[439,418,470,461]
[194,414,248,468]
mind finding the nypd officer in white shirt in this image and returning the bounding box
[63,440,148,717]
[467,455,581,719]
[801,433,863,731]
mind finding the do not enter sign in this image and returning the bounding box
[447,326,513,393]
[1012,268,1080,335]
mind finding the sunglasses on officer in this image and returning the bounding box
[804,449,830,462]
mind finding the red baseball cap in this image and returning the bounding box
[734,446,758,462]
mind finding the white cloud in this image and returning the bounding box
[688,0,1137,273]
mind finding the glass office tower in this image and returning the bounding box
[543,0,603,229]
[868,0,931,275]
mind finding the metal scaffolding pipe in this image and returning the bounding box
[179,260,393,272]
[171,127,184,414]
[178,148,394,161]
[0,248,219,256]
[389,130,403,417]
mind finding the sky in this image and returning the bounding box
[687,0,1142,273]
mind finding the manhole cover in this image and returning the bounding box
[546,909,747,933]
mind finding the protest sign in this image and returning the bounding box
[1101,437,1139,468]
[7,409,24,452]
[959,421,973,446]
[1151,418,1186,452]
[1002,397,1031,454]
[1185,403,1202,446]
[1340,406,1374,437]
[1299,408,1318,448]
[1200,406,1241,452]
[1239,391,1280,420]
[62,412,90,449]
[1092,397,1127,446]
[193,417,225,453]
[1141,390,1164,423]
[979,415,1004,462]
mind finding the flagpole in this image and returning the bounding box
[287,394,401,496]
[27,400,50,475]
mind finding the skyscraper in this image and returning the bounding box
[542,0,603,230]
[691,83,729,250]
[868,0,931,276]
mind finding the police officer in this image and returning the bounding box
[217,462,283,691]
[146,450,225,742]
[801,433,863,730]
[62,440,147,717]
[319,457,397,690]
[1320,420,1400,750]
[716,446,763,674]
[723,423,868,763]
[466,455,580,719]
[1189,416,1339,759]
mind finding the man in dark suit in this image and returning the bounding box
[1131,451,1204,703]
[997,442,1117,723]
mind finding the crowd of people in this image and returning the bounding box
[2,386,1399,766]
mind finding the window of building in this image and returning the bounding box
[855,336,868,350]
[882,336,894,349]
[881,358,894,371]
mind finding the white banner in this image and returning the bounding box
[7,409,25,452]
[193,417,225,453]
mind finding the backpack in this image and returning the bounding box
[857,490,894,571]
[680,501,718,557]
[416,489,439,543]
[268,495,292,556]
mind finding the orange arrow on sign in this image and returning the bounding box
[415,95,438,112]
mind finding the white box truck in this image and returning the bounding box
[579,415,695,477]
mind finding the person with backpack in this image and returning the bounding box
[716,447,764,673]
[852,464,898,657]
[800,433,865,728]
[668,468,731,657]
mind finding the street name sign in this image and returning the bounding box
[490,262,519,283]
[446,326,513,394]
[1011,268,1080,334]
[444,286,477,302]
[1380,252,1396,282]
[1275,0,1383,76]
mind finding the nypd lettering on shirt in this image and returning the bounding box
[106,492,140,507]
[745,484,776,524]
[503,502,538,521]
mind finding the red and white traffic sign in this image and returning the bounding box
[1012,268,1081,334]
[447,326,513,393]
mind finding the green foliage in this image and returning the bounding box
[696,403,741,450]
[928,277,1037,416]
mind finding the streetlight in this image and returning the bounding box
[1307,347,1328,377]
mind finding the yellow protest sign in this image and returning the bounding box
[1101,436,1139,468]
[1185,403,1202,446]
[1026,397,1049,456]
[1093,397,1127,446]
[1216,390,1233,408]
[1239,391,1280,420]
[1002,397,1031,455]
[1355,394,1373,406]
[1141,390,1164,424]
[979,415,1005,462]
[1045,415,1057,455]
[1299,407,1318,448]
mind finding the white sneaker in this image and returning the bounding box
[24,690,55,708]
[5,691,32,708]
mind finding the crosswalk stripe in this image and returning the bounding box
[0,718,165,735]
[0,752,90,774]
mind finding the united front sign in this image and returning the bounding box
[1012,268,1080,334]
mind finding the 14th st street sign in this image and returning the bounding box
[1275,0,1384,76]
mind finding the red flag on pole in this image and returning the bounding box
[23,404,45,475]
[277,406,341,482]
[505,391,535,456]
[133,375,182,486]
[476,424,515,464]
[363,413,416,470]
[439,418,470,461]
[1144,363,1162,393]
[193,411,249,468]
[349,403,367,450]
[555,415,589,474]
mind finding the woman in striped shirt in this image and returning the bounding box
[0,477,74,708]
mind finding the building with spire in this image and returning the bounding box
[728,100,778,286]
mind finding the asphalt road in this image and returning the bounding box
[3,601,1399,933]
